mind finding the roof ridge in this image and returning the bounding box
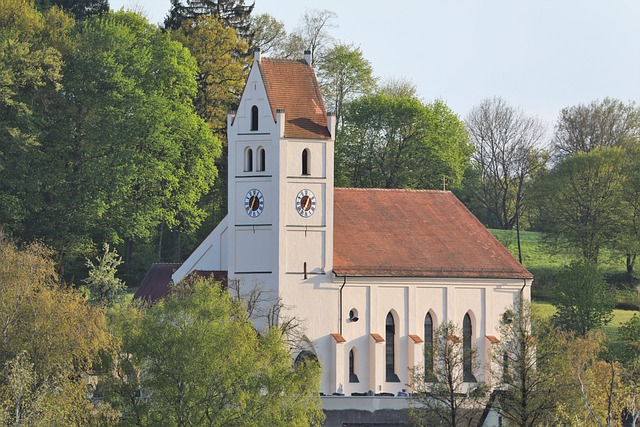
[335,187,451,194]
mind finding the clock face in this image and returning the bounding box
[296,189,316,218]
[244,189,264,218]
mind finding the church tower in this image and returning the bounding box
[225,49,337,328]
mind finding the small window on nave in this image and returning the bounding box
[463,313,476,382]
[349,348,359,383]
[385,312,400,382]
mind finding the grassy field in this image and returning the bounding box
[496,229,639,355]
[490,229,634,299]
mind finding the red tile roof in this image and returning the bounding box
[409,334,424,343]
[333,188,532,279]
[134,265,227,304]
[331,333,346,343]
[134,263,180,303]
[258,58,330,140]
[370,333,385,343]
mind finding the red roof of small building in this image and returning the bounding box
[258,58,330,140]
[134,264,227,304]
[333,188,532,279]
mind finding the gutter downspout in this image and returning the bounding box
[338,274,347,335]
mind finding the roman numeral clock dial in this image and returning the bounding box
[296,189,316,218]
[244,189,264,218]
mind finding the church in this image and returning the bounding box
[136,49,532,423]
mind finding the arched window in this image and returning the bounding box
[301,148,310,175]
[386,312,400,382]
[424,312,434,381]
[251,105,258,131]
[244,147,253,172]
[349,348,359,383]
[463,313,476,382]
[256,147,265,172]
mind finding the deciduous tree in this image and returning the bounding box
[317,43,375,127]
[410,321,489,427]
[465,97,548,231]
[339,92,471,190]
[35,0,108,20]
[535,147,626,264]
[553,98,640,158]
[493,301,561,426]
[120,278,324,426]
[0,231,113,424]
[552,260,614,337]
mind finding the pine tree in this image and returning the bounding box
[164,0,254,40]
[35,0,108,20]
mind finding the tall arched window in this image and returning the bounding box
[349,348,359,383]
[463,313,476,382]
[301,148,310,175]
[424,312,434,380]
[244,147,253,172]
[257,147,265,172]
[251,105,258,131]
[386,312,400,382]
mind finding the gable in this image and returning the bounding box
[333,188,532,279]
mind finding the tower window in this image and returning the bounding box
[302,148,310,175]
[463,313,476,382]
[244,147,253,172]
[385,312,400,382]
[349,348,359,383]
[424,312,434,381]
[257,147,265,172]
[251,105,258,131]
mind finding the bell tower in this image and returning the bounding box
[225,50,336,327]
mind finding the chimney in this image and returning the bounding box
[327,112,336,139]
[276,109,286,137]
[227,110,236,129]
[254,48,261,63]
[303,50,312,66]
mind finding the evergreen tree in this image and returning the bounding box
[164,0,254,40]
[35,0,108,20]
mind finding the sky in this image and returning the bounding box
[110,0,640,131]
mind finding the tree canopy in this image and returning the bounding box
[116,279,324,426]
[338,92,472,190]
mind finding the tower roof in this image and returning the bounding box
[258,57,330,140]
[333,188,532,279]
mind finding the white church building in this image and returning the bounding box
[136,50,532,423]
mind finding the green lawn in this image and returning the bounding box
[532,301,639,357]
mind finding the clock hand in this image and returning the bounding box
[304,197,310,210]
[251,196,257,210]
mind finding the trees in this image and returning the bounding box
[338,92,471,190]
[465,97,548,231]
[169,15,250,135]
[410,321,488,427]
[0,232,113,424]
[317,43,375,127]
[493,301,561,426]
[20,10,221,280]
[248,13,287,55]
[553,98,640,158]
[552,260,614,337]
[535,147,626,264]
[117,278,324,426]
[83,243,126,307]
[164,0,254,39]
[35,0,108,20]
[275,9,337,65]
